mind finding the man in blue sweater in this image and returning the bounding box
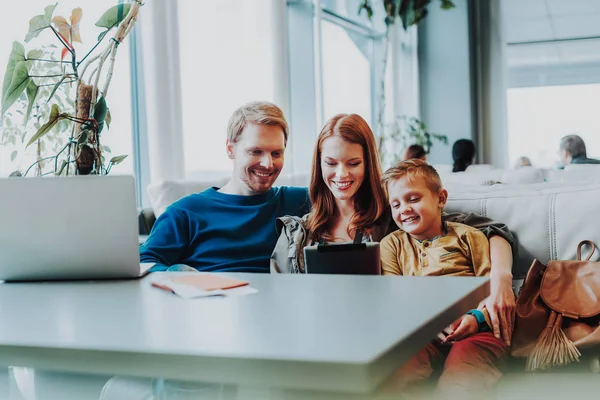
[140,101,310,272]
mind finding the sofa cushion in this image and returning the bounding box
[547,164,600,184]
[148,179,227,217]
[438,167,546,186]
[499,167,545,184]
[445,182,600,279]
[148,175,310,217]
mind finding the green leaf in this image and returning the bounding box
[43,3,57,22]
[97,30,109,42]
[358,2,374,20]
[10,151,17,162]
[46,75,67,104]
[25,80,39,124]
[25,4,57,43]
[101,145,112,153]
[26,104,63,147]
[440,0,455,10]
[95,3,131,29]
[26,49,44,61]
[109,155,128,165]
[93,97,107,124]
[94,97,108,134]
[105,109,111,129]
[2,61,31,114]
[2,42,26,103]
[77,129,89,145]
[56,159,68,176]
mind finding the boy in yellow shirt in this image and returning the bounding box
[380,159,507,398]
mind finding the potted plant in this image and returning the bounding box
[378,115,448,166]
[1,1,143,176]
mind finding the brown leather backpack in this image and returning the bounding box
[511,240,600,371]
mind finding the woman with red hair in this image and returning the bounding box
[270,113,389,273]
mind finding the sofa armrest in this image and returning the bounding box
[138,208,156,235]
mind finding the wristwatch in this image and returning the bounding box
[465,309,490,332]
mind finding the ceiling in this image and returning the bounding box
[502,0,600,72]
[503,0,600,43]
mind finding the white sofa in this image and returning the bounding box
[438,164,600,187]
[148,177,600,283]
[444,182,600,281]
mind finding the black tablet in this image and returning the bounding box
[303,242,381,275]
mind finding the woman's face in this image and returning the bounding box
[320,135,365,202]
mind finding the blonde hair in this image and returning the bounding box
[226,101,289,145]
[382,159,443,194]
[306,113,387,242]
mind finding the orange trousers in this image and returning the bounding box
[388,332,508,399]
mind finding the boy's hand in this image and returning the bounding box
[442,314,479,343]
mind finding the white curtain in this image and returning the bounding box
[137,0,185,183]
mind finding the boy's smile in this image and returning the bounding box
[388,176,448,241]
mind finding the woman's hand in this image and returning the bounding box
[488,236,517,345]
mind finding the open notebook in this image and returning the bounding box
[152,274,257,298]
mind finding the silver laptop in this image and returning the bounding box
[304,242,381,275]
[0,175,153,281]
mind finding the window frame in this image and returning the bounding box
[287,0,386,176]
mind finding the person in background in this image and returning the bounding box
[514,156,532,168]
[404,144,427,161]
[451,139,476,172]
[558,134,600,166]
[380,159,507,398]
[140,101,310,273]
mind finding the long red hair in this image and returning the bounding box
[306,114,386,242]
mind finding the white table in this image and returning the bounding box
[0,273,489,399]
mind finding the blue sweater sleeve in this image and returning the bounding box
[140,207,190,271]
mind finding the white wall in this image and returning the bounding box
[476,0,509,167]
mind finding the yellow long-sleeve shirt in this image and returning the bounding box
[380,221,491,277]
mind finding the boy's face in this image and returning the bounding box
[226,123,285,195]
[387,176,448,240]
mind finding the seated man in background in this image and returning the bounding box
[380,159,507,399]
[559,134,600,166]
[140,101,310,273]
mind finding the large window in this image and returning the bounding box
[285,0,387,175]
[178,0,276,181]
[321,20,372,124]
[507,84,600,168]
[0,1,134,177]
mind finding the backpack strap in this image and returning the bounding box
[577,240,596,261]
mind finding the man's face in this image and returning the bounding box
[388,176,447,241]
[227,123,285,195]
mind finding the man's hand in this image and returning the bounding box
[485,272,516,345]
[442,314,478,343]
